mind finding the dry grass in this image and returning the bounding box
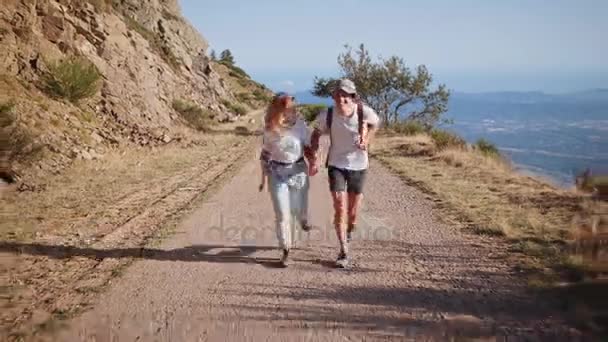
[371,133,608,332]
[0,133,252,242]
[435,147,511,171]
[373,133,581,246]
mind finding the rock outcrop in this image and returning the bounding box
[0,0,270,184]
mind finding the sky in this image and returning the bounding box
[180,0,608,93]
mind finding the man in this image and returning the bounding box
[309,79,380,268]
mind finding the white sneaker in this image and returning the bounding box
[335,251,349,268]
[280,249,290,267]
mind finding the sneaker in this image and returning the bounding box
[280,249,290,267]
[346,224,356,243]
[300,220,312,232]
[335,251,349,268]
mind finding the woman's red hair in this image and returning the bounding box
[265,95,291,132]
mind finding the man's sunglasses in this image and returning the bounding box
[336,90,356,98]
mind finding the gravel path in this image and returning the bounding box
[53,154,582,341]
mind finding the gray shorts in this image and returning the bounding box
[328,166,367,194]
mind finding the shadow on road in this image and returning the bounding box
[0,242,282,268]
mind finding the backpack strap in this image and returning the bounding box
[357,101,364,137]
[324,107,333,168]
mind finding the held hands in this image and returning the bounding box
[307,154,319,176]
[308,162,319,176]
[304,145,319,176]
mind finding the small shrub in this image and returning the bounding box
[237,78,250,87]
[297,104,327,123]
[80,111,96,123]
[42,56,101,103]
[230,103,247,116]
[0,101,39,176]
[220,60,250,79]
[172,99,215,131]
[221,99,247,116]
[475,138,500,157]
[252,89,271,102]
[220,99,231,108]
[236,92,252,103]
[0,101,15,127]
[430,129,466,151]
[388,120,426,136]
[236,92,264,106]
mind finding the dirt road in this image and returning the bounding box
[50,154,581,341]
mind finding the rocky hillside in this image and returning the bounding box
[0,0,270,185]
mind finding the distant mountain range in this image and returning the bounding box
[294,88,608,121]
[451,88,608,104]
[295,88,608,105]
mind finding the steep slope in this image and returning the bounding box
[0,0,270,184]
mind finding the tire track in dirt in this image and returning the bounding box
[1,137,258,340]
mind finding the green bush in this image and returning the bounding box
[387,120,426,136]
[220,61,250,79]
[475,138,500,157]
[430,129,466,151]
[0,101,15,127]
[230,103,248,116]
[221,99,247,116]
[297,104,327,123]
[236,93,251,102]
[0,100,38,172]
[172,99,215,131]
[42,57,101,102]
[252,89,271,102]
[237,78,250,87]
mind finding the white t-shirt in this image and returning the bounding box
[262,117,311,163]
[314,104,380,170]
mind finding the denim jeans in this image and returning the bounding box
[267,161,309,250]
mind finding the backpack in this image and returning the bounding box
[324,101,366,167]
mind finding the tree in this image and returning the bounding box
[219,49,235,65]
[209,49,217,61]
[312,44,450,128]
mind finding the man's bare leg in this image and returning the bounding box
[331,191,348,253]
[347,192,363,241]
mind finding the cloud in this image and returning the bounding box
[279,80,295,90]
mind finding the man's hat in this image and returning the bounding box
[336,78,357,95]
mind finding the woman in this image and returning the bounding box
[259,92,316,267]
